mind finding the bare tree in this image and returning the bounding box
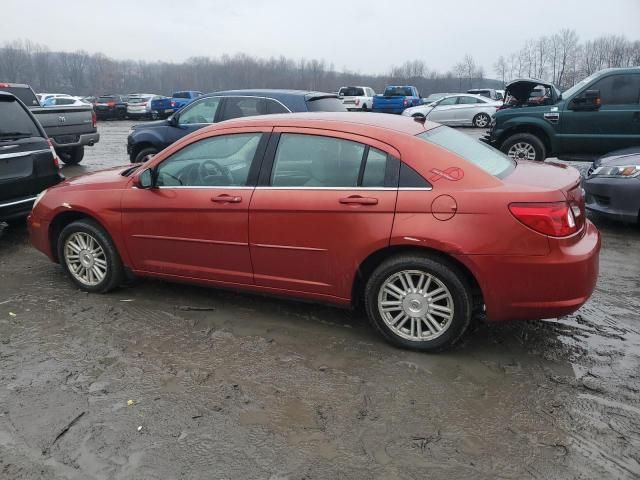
[493,56,507,85]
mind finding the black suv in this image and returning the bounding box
[94,94,128,120]
[0,92,63,221]
[127,90,345,163]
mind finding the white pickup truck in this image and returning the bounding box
[338,86,376,111]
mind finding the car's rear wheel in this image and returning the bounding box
[472,112,491,128]
[58,146,84,165]
[134,147,158,163]
[58,219,124,293]
[362,104,368,111]
[500,133,546,161]
[364,254,472,352]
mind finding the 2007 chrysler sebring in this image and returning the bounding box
[28,113,600,352]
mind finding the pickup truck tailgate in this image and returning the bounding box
[31,106,96,144]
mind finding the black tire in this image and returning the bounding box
[364,254,472,352]
[362,104,368,111]
[500,133,546,161]
[472,112,491,128]
[117,109,126,120]
[57,219,124,293]
[150,111,159,120]
[133,147,158,163]
[58,146,84,165]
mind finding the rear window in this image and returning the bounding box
[173,92,191,99]
[3,87,39,107]
[339,87,365,97]
[305,97,347,112]
[417,126,514,177]
[97,96,115,103]
[0,98,41,138]
[384,86,413,97]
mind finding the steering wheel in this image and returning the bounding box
[198,159,233,185]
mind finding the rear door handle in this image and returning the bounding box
[211,194,242,203]
[339,195,378,205]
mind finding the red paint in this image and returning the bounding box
[28,112,600,323]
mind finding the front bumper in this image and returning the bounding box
[461,220,601,322]
[584,176,640,223]
[50,132,100,149]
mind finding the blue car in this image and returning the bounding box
[127,89,345,163]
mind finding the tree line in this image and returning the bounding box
[0,31,638,97]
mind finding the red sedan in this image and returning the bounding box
[28,113,600,351]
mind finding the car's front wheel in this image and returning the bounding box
[364,254,472,352]
[134,147,158,163]
[500,133,546,161]
[58,219,124,293]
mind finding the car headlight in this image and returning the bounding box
[590,165,640,178]
[33,189,48,209]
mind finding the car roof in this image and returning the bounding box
[0,91,17,99]
[205,89,336,99]
[200,112,437,137]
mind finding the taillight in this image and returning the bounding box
[509,202,578,237]
[0,83,9,88]
[403,99,409,107]
[91,110,97,128]
[107,101,115,107]
[170,101,176,108]
[47,139,60,169]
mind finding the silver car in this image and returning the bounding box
[402,94,501,128]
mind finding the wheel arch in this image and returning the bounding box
[48,210,112,263]
[351,245,484,312]
[497,122,553,155]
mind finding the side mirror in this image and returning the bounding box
[168,114,178,126]
[570,89,601,111]
[133,168,155,189]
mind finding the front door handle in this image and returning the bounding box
[339,195,378,205]
[211,194,242,203]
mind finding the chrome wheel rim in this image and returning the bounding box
[378,270,454,342]
[507,142,536,160]
[64,232,107,286]
[475,114,489,127]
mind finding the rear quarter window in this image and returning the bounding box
[0,98,41,137]
[417,126,514,177]
[305,97,347,112]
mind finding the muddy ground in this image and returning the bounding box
[1,121,639,479]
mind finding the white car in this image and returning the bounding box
[402,94,501,128]
[338,86,376,111]
[39,94,89,107]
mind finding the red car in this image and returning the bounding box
[28,113,600,352]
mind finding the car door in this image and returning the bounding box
[121,128,269,284]
[559,73,640,154]
[165,96,223,147]
[454,96,484,125]
[249,129,400,300]
[427,96,459,124]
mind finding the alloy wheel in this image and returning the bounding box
[377,270,454,342]
[507,142,537,160]
[64,232,108,286]
[475,114,489,128]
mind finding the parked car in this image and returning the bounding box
[0,91,63,221]
[127,89,345,163]
[95,94,128,120]
[166,90,203,115]
[37,93,73,105]
[1,83,99,164]
[467,88,503,101]
[584,147,640,223]
[126,94,167,120]
[29,112,600,352]
[338,86,376,111]
[402,94,500,128]
[42,96,89,107]
[372,86,422,114]
[483,67,640,161]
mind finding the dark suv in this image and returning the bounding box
[126,90,346,163]
[0,92,63,221]
[484,68,640,161]
[95,94,128,120]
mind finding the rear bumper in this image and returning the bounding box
[0,195,38,221]
[584,176,640,223]
[461,220,601,322]
[372,108,404,114]
[50,132,100,149]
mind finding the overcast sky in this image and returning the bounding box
[1,0,639,75]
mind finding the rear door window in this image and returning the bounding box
[417,126,514,177]
[266,99,289,114]
[458,96,482,104]
[220,97,268,121]
[0,98,40,138]
[437,97,458,106]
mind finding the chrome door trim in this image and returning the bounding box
[0,149,50,160]
[0,195,38,208]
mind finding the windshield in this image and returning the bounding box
[417,126,514,177]
[0,98,40,138]
[384,86,412,97]
[561,71,601,98]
